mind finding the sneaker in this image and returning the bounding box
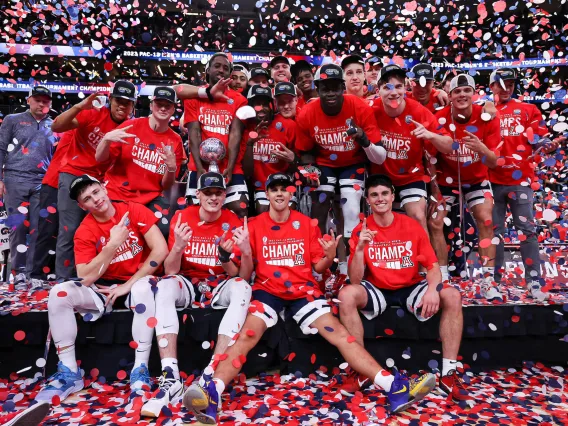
[182,380,219,425]
[130,364,152,394]
[338,370,371,396]
[439,370,474,404]
[35,362,84,403]
[481,277,503,301]
[387,371,436,413]
[141,372,184,417]
[529,281,550,301]
[3,401,50,426]
[14,273,28,291]
[29,278,48,291]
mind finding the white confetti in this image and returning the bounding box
[386,358,395,368]
[202,341,211,349]
[542,209,557,222]
[16,244,27,253]
[159,338,169,348]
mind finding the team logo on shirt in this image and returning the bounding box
[253,139,282,163]
[262,238,305,267]
[446,139,480,164]
[184,235,220,267]
[292,221,300,230]
[381,131,411,160]
[87,126,106,149]
[131,139,170,175]
[514,109,521,115]
[198,106,232,136]
[107,231,143,264]
[313,123,355,152]
[368,240,414,270]
[499,116,523,137]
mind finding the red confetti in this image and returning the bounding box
[116,370,127,380]
[146,317,158,328]
[13,331,25,341]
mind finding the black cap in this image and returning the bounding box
[274,82,297,97]
[291,60,313,81]
[314,64,344,83]
[250,68,270,80]
[378,64,407,83]
[153,86,177,103]
[197,172,227,191]
[266,173,294,189]
[365,56,381,67]
[28,86,52,99]
[69,174,101,201]
[270,56,290,68]
[111,80,137,102]
[490,68,518,85]
[410,63,434,81]
[341,55,365,70]
[247,84,273,102]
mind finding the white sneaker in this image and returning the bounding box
[481,277,503,301]
[3,401,50,426]
[14,273,28,291]
[140,375,184,417]
[529,281,550,301]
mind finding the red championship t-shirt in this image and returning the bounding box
[295,94,381,167]
[60,107,119,179]
[168,206,242,280]
[74,201,158,282]
[42,130,73,188]
[371,98,445,186]
[248,210,324,300]
[183,88,247,174]
[435,104,502,186]
[104,117,184,205]
[406,89,443,114]
[243,116,296,190]
[489,99,548,185]
[349,213,438,290]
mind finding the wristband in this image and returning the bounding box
[167,166,177,173]
[198,87,208,99]
[205,86,214,102]
[357,132,370,148]
[218,245,231,263]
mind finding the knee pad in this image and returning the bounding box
[339,179,364,238]
[227,278,252,303]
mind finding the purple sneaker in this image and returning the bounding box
[182,379,219,424]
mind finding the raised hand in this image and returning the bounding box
[210,78,231,102]
[109,212,130,250]
[101,125,135,144]
[232,216,251,255]
[356,218,377,250]
[158,142,177,171]
[272,142,295,163]
[172,213,193,251]
[410,119,434,140]
[462,130,486,153]
[77,92,107,111]
[318,228,342,259]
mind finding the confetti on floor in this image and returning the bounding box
[0,363,566,425]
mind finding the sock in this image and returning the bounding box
[440,265,449,282]
[213,378,226,396]
[442,358,458,376]
[161,357,180,380]
[338,261,348,275]
[482,266,495,279]
[133,342,152,370]
[374,370,395,392]
[57,345,78,373]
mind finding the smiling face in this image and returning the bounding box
[151,99,175,122]
[196,188,226,214]
[490,79,515,103]
[27,95,52,119]
[109,97,135,123]
[77,183,112,215]
[230,71,248,93]
[295,69,314,94]
[275,94,297,119]
[271,62,291,83]
[267,184,291,213]
[317,79,345,114]
[344,63,365,95]
[366,184,395,215]
[208,56,232,85]
[379,75,406,109]
[365,64,381,85]
[411,79,434,103]
[250,96,272,123]
[450,86,474,112]
[249,74,269,86]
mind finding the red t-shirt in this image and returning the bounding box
[349,213,438,290]
[406,89,443,114]
[248,210,324,300]
[74,201,158,282]
[243,117,296,190]
[371,98,444,186]
[104,117,184,205]
[489,99,548,185]
[435,104,502,186]
[295,95,381,167]
[43,130,73,188]
[168,206,242,280]
[60,107,119,179]
[183,89,247,174]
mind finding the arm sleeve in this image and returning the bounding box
[73,228,99,265]
[0,116,13,179]
[131,202,159,235]
[184,99,200,124]
[309,222,325,265]
[294,111,315,153]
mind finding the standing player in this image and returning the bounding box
[339,174,470,402]
[242,85,297,213]
[270,56,292,84]
[274,82,299,120]
[296,64,385,247]
[180,53,249,217]
[248,68,270,87]
[365,56,382,94]
[182,174,437,423]
[429,74,501,297]
[372,65,453,231]
[229,64,249,94]
[407,63,448,113]
[95,86,184,237]
[52,80,138,280]
[489,68,562,300]
[36,175,167,403]
[342,55,367,99]
[290,60,318,111]
[134,172,252,417]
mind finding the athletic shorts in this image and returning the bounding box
[360,279,430,322]
[251,290,330,334]
[186,172,249,205]
[394,180,427,210]
[440,181,492,211]
[172,275,236,309]
[316,163,366,194]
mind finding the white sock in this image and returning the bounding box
[161,357,180,379]
[213,378,225,396]
[374,370,395,392]
[57,345,78,373]
[339,261,348,275]
[440,265,449,282]
[133,342,152,370]
[442,358,458,376]
[482,266,494,279]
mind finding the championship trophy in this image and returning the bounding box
[199,138,226,173]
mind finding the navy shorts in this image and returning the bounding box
[316,163,366,194]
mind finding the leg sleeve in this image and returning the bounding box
[213,278,252,338]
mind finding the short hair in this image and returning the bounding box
[365,174,395,196]
[378,73,405,88]
[77,182,102,201]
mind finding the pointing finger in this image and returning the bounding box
[119,212,130,225]
[362,218,367,231]
[244,216,248,231]
[176,213,181,227]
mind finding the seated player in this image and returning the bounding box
[429,74,501,298]
[133,172,252,417]
[338,174,471,403]
[95,86,184,237]
[242,85,297,213]
[372,64,453,231]
[182,173,437,424]
[274,81,299,120]
[36,175,167,403]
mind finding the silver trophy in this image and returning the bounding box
[199,138,226,173]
